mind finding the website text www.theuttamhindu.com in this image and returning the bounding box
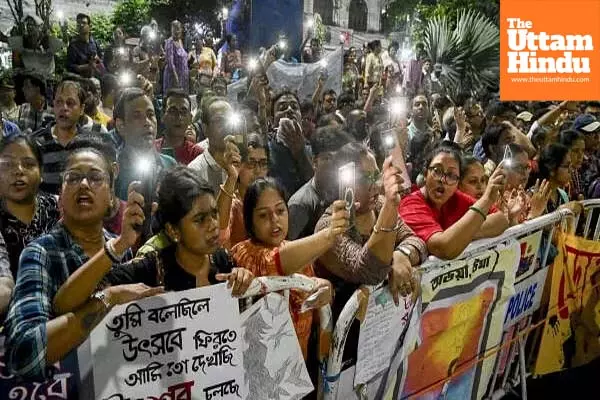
[510,76,591,83]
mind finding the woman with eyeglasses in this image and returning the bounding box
[400,142,509,260]
[4,146,159,380]
[0,134,60,280]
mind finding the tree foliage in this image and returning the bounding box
[423,10,499,100]
[112,0,151,37]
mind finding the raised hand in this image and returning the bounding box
[326,200,351,241]
[382,156,404,206]
[528,179,551,219]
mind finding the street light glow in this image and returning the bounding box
[222,7,229,19]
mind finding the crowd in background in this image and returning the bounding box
[0,12,599,393]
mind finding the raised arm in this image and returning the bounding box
[277,200,350,275]
[216,139,241,231]
[427,167,509,259]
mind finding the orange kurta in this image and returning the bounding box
[231,240,314,358]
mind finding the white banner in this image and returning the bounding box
[90,284,245,400]
[266,48,344,101]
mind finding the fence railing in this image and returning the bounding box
[323,207,578,400]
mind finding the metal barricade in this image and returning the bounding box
[240,274,333,400]
[575,199,600,240]
[323,208,573,400]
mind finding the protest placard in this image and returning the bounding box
[534,231,600,375]
[90,284,244,400]
[241,293,313,400]
[369,241,519,400]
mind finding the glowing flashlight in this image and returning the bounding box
[278,40,287,50]
[222,7,229,20]
[390,100,404,115]
[339,33,345,43]
[148,30,157,41]
[306,19,314,29]
[248,58,258,71]
[503,145,513,167]
[396,84,402,94]
[384,134,395,149]
[319,59,328,68]
[338,162,355,211]
[56,10,64,21]
[118,47,126,56]
[229,112,242,127]
[119,71,133,86]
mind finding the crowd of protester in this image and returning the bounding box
[0,12,599,394]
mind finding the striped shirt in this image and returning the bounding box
[3,222,124,380]
[29,124,112,194]
[17,102,54,133]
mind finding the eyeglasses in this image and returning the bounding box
[62,170,109,187]
[359,171,383,190]
[0,157,39,171]
[245,159,268,170]
[428,166,459,185]
[508,164,531,174]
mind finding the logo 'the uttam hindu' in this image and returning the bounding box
[506,18,593,74]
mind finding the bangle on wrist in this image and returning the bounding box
[219,184,234,199]
[91,290,111,311]
[104,238,126,263]
[469,206,487,221]
[373,221,402,234]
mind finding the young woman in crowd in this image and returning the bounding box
[51,166,256,317]
[4,146,157,380]
[536,143,575,212]
[400,143,509,260]
[459,156,487,199]
[0,134,60,279]
[231,177,351,358]
[219,133,269,248]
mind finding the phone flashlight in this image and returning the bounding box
[319,59,328,68]
[118,47,126,56]
[248,58,258,71]
[278,39,287,50]
[503,145,513,167]
[136,155,155,238]
[338,162,355,212]
[228,112,247,148]
[119,71,133,86]
[148,31,157,41]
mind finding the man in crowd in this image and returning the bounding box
[155,89,202,165]
[188,97,240,195]
[66,14,103,78]
[267,87,314,196]
[407,94,437,183]
[113,87,176,201]
[302,38,322,63]
[0,77,19,122]
[100,73,119,120]
[288,126,353,240]
[30,80,101,194]
[81,78,111,129]
[17,74,53,132]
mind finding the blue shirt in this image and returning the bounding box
[3,223,128,380]
[473,138,487,163]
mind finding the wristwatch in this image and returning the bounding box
[396,245,412,259]
[92,291,111,310]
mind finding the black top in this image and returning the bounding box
[102,245,235,291]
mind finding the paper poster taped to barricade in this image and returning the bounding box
[0,336,81,399]
[241,292,314,399]
[534,232,600,375]
[354,288,415,386]
[90,284,245,400]
[365,241,519,400]
[503,266,547,329]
